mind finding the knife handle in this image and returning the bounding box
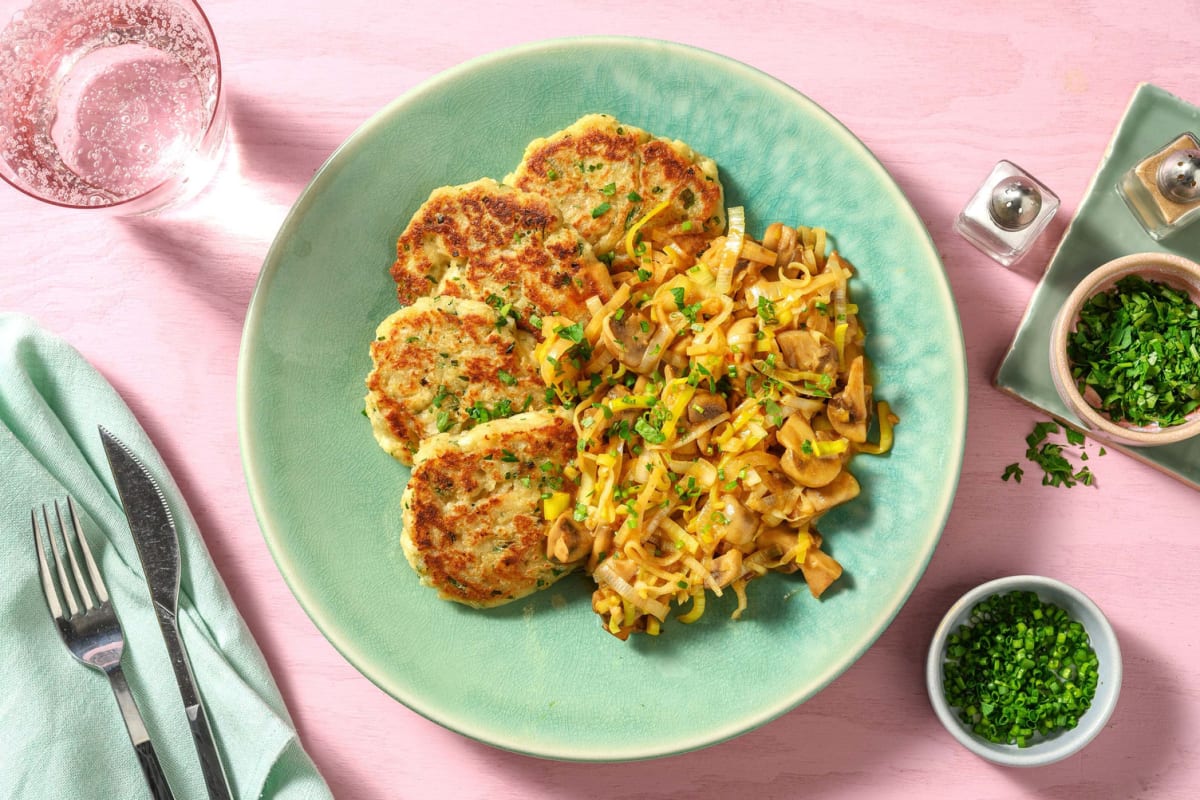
[188,702,233,800]
[134,739,177,800]
[157,618,233,800]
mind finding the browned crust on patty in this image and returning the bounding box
[400,410,580,607]
[637,138,725,255]
[512,117,646,255]
[390,178,613,331]
[506,114,726,264]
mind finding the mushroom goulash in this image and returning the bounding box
[366,114,896,639]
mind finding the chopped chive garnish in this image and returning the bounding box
[942,590,1099,747]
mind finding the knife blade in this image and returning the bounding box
[99,426,233,800]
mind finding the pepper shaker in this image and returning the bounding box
[1116,132,1200,240]
[955,160,1060,267]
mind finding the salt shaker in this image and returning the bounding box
[1116,132,1200,240]
[955,161,1060,267]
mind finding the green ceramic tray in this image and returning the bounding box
[238,36,967,761]
[996,83,1200,491]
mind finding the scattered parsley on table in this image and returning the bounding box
[1003,421,1104,487]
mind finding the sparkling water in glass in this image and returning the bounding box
[0,0,225,213]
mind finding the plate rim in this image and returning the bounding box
[237,34,968,761]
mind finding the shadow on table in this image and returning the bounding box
[462,584,1176,799]
[111,91,356,735]
[219,90,346,192]
[1002,624,1179,798]
[117,89,351,325]
[457,623,928,799]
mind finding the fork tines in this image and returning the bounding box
[33,497,109,621]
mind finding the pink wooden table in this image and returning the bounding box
[6,2,1199,797]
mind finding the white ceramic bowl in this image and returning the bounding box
[1049,252,1200,447]
[925,575,1122,767]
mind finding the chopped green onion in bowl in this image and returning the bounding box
[942,590,1098,747]
[926,576,1122,767]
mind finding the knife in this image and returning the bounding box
[99,426,234,800]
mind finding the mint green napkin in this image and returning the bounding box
[0,313,332,800]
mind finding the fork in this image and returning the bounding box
[33,498,176,800]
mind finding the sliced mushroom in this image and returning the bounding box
[726,318,757,363]
[804,471,861,513]
[828,355,872,443]
[546,514,594,564]
[757,527,800,564]
[776,225,799,267]
[799,545,843,598]
[777,329,838,375]
[687,390,728,425]
[716,495,757,546]
[778,415,843,488]
[710,549,744,588]
[601,308,652,369]
[761,221,783,251]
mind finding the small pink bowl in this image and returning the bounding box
[1049,252,1200,447]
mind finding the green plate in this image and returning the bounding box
[237,36,966,761]
[996,83,1200,490]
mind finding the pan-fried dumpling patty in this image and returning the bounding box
[400,409,581,607]
[365,296,546,465]
[390,178,613,331]
[506,114,726,264]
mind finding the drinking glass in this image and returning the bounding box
[0,0,225,214]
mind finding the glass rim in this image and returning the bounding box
[0,0,226,212]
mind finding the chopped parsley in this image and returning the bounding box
[1001,462,1025,483]
[466,398,516,426]
[555,322,586,343]
[1005,420,1102,487]
[757,296,779,325]
[1067,275,1200,428]
[760,398,784,428]
[634,415,666,445]
[670,287,702,323]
